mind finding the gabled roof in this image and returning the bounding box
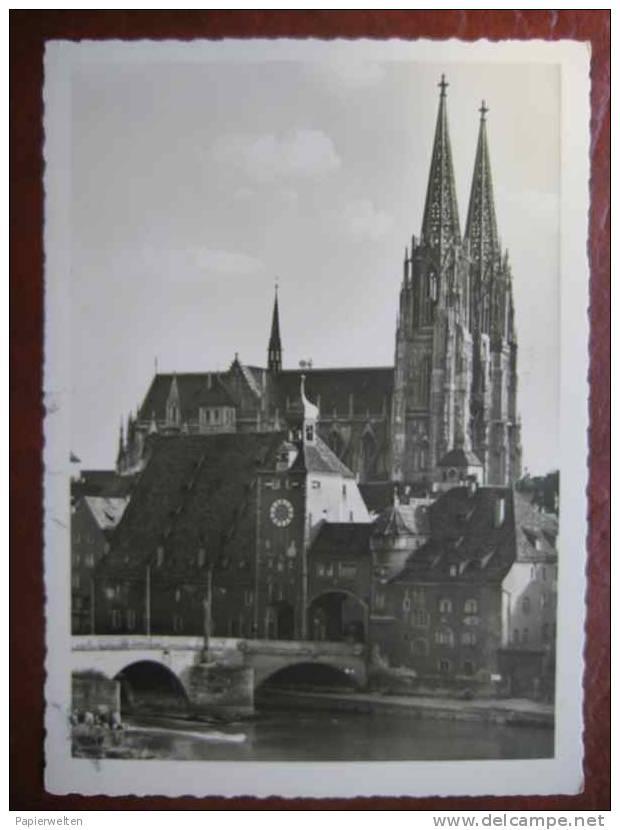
[84,496,129,532]
[98,432,284,578]
[373,499,432,537]
[393,485,515,584]
[290,435,356,478]
[71,470,136,502]
[437,448,483,468]
[310,522,372,558]
[276,367,393,417]
[513,491,558,563]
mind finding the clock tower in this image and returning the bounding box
[254,376,371,640]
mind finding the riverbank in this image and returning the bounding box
[257,688,554,728]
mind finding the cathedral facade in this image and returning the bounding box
[118,77,521,489]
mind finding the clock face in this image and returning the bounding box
[270,498,294,528]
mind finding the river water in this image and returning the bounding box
[121,708,554,762]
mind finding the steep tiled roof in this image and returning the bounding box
[99,432,284,578]
[310,522,372,558]
[394,485,515,584]
[276,367,393,417]
[290,436,356,478]
[513,491,558,563]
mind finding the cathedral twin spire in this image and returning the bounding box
[421,75,462,256]
[421,75,501,271]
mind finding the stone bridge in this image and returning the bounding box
[71,635,367,716]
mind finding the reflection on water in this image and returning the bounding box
[120,708,554,762]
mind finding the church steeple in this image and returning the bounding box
[267,284,282,374]
[465,100,500,265]
[421,74,461,254]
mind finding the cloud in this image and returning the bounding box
[193,248,263,276]
[338,199,394,241]
[213,129,340,183]
[318,59,387,87]
[138,245,263,281]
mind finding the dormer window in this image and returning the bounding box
[305,424,314,443]
[167,402,179,425]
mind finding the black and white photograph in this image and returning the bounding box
[43,38,590,798]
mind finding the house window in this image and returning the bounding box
[522,597,531,614]
[438,659,451,674]
[402,595,411,612]
[542,567,547,581]
[156,546,165,568]
[339,563,357,579]
[175,588,182,603]
[435,627,454,647]
[342,484,347,496]
[449,565,458,577]
[305,425,314,442]
[197,548,206,567]
[522,628,529,644]
[317,563,325,577]
[374,591,385,611]
[438,597,452,614]
[172,614,184,633]
[462,631,477,645]
[463,661,475,676]
[412,611,430,628]
[126,609,136,630]
[244,590,254,607]
[513,628,520,644]
[464,598,478,614]
[110,610,122,630]
[311,480,321,489]
[412,638,428,656]
[72,574,80,591]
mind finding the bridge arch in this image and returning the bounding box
[255,660,361,694]
[114,659,190,715]
[308,589,368,644]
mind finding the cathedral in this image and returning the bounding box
[118,75,521,490]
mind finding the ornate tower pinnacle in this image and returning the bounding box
[421,74,462,255]
[267,282,282,374]
[465,100,500,266]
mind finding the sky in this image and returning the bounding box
[67,47,560,476]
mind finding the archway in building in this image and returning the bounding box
[265,601,295,640]
[308,591,366,644]
[114,660,189,716]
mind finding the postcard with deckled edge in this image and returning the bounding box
[43,38,590,798]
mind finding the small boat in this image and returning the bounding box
[126,725,246,743]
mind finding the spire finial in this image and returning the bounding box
[268,283,282,373]
[439,74,449,98]
[479,99,489,121]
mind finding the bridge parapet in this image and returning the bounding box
[72,635,363,658]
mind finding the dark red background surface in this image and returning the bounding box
[9,10,610,810]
